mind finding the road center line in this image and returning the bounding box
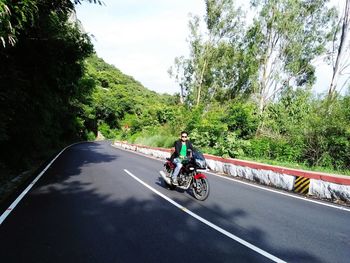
[123,169,286,263]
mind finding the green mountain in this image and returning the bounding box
[81,55,178,139]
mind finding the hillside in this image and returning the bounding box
[81,55,178,139]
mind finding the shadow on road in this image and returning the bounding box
[0,142,325,263]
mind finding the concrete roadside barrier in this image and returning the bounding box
[113,141,350,203]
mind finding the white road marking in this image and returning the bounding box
[124,169,286,263]
[112,144,350,212]
[0,142,82,226]
[205,171,350,213]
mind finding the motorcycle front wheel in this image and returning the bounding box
[192,178,209,201]
[163,166,176,190]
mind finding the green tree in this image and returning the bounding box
[303,95,350,169]
[0,0,94,172]
[248,0,336,114]
[328,0,350,99]
[0,0,38,47]
[170,0,244,107]
[82,54,178,139]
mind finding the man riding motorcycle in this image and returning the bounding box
[170,131,195,185]
[160,130,209,200]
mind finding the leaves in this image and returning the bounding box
[170,1,246,107]
[0,0,94,171]
[0,0,38,47]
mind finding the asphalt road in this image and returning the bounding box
[0,142,349,263]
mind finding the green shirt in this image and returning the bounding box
[179,143,187,158]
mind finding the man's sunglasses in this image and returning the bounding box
[181,135,188,138]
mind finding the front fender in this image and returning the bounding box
[194,173,207,179]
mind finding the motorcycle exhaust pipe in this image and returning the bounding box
[159,171,172,185]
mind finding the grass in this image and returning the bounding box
[134,134,175,148]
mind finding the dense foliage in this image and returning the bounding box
[0,0,94,177]
[85,54,349,174]
[113,0,349,174]
[1,0,349,180]
[82,55,178,142]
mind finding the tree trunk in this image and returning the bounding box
[328,0,350,99]
[196,59,208,106]
[180,85,184,104]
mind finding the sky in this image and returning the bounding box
[75,0,205,94]
[75,0,346,95]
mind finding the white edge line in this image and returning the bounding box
[112,144,350,212]
[0,142,84,226]
[205,171,350,213]
[124,169,286,263]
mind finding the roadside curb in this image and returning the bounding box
[113,141,350,203]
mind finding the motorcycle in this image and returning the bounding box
[159,150,210,201]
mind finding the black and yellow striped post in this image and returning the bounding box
[293,176,310,194]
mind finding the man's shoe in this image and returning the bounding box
[172,179,178,185]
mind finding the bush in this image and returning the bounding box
[269,138,303,162]
[302,97,350,169]
[246,137,271,159]
[134,134,175,148]
[189,105,228,148]
[86,131,96,141]
[225,101,258,138]
[99,122,117,139]
[213,132,250,158]
[246,136,303,163]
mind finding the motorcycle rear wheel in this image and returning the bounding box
[192,178,209,201]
